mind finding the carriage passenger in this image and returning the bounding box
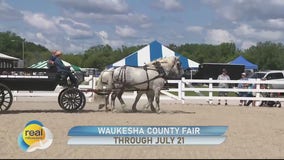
[53,50,78,88]
[47,50,57,71]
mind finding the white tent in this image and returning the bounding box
[0,53,20,68]
[109,41,200,70]
[29,60,81,71]
[0,53,20,60]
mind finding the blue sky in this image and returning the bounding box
[1,0,284,53]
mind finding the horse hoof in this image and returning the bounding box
[98,104,105,109]
[155,108,161,113]
[132,109,138,112]
[121,104,126,110]
[143,105,149,110]
[150,107,156,112]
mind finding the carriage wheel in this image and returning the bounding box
[58,88,68,107]
[76,91,86,110]
[0,83,13,112]
[58,88,68,106]
[59,88,84,112]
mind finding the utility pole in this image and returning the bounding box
[22,39,25,67]
[11,39,25,67]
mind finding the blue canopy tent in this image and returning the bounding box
[109,41,199,70]
[229,55,258,70]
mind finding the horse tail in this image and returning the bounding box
[96,68,114,90]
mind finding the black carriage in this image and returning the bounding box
[0,68,86,112]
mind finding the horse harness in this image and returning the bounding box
[113,62,167,91]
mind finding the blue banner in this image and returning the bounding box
[67,126,228,146]
[68,126,228,136]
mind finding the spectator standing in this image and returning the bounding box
[245,83,256,107]
[217,68,231,105]
[238,72,248,106]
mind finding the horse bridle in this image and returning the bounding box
[156,58,181,76]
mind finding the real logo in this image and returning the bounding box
[18,120,53,152]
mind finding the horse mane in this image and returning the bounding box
[150,56,177,64]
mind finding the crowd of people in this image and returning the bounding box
[216,68,281,107]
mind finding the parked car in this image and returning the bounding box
[249,70,284,89]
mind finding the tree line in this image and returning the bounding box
[1,31,284,71]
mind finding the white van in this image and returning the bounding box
[249,70,284,89]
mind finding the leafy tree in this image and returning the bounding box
[244,41,284,70]
[2,31,284,71]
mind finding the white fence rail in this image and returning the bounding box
[164,77,284,104]
[12,75,284,105]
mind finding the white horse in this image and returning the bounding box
[93,69,114,111]
[110,56,183,112]
[94,67,155,112]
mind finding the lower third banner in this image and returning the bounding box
[67,126,228,146]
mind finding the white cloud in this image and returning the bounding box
[69,11,150,28]
[62,18,90,29]
[0,0,22,20]
[95,30,124,48]
[255,30,283,41]
[96,30,108,40]
[157,0,183,11]
[205,29,236,44]
[55,17,93,39]
[234,24,255,36]
[266,18,284,29]
[270,0,284,5]
[203,0,284,21]
[186,26,203,33]
[20,11,97,52]
[58,0,129,14]
[240,40,256,50]
[59,23,93,39]
[140,22,152,29]
[115,25,136,37]
[22,11,58,31]
[22,11,94,39]
[234,24,283,41]
[23,32,60,51]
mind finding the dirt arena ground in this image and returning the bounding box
[0,97,283,159]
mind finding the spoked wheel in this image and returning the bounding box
[58,88,85,112]
[58,88,68,106]
[76,91,86,110]
[0,83,13,112]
